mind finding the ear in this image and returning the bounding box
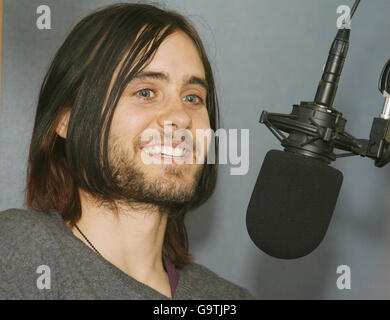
[55,109,71,139]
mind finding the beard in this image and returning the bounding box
[105,135,204,213]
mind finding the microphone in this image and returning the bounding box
[247,1,362,259]
[246,150,343,259]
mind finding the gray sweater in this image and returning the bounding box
[0,208,255,300]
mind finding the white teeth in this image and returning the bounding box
[151,145,161,155]
[143,145,185,157]
[162,146,174,156]
[162,146,185,157]
[173,147,185,157]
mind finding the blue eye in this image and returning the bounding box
[136,89,154,99]
[184,94,203,104]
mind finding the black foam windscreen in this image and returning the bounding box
[246,150,343,259]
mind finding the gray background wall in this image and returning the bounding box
[1,0,390,299]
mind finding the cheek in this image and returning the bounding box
[192,111,212,158]
[111,99,153,135]
[110,101,155,152]
[193,109,211,131]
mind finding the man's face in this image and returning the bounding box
[107,31,211,208]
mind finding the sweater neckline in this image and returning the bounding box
[51,210,183,299]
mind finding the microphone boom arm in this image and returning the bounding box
[260,2,390,168]
[261,109,390,167]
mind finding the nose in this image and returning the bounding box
[156,96,192,130]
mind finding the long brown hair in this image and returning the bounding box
[26,3,219,269]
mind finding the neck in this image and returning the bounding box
[69,188,172,297]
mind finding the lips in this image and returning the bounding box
[140,142,193,164]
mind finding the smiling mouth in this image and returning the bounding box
[140,144,193,164]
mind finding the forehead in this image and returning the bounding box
[142,31,206,79]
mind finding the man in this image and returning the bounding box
[0,3,254,299]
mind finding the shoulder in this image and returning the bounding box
[0,207,59,236]
[0,208,64,299]
[0,208,64,262]
[179,262,256,300]
[0,207,52,225]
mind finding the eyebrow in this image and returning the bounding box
[132,71,209,91]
